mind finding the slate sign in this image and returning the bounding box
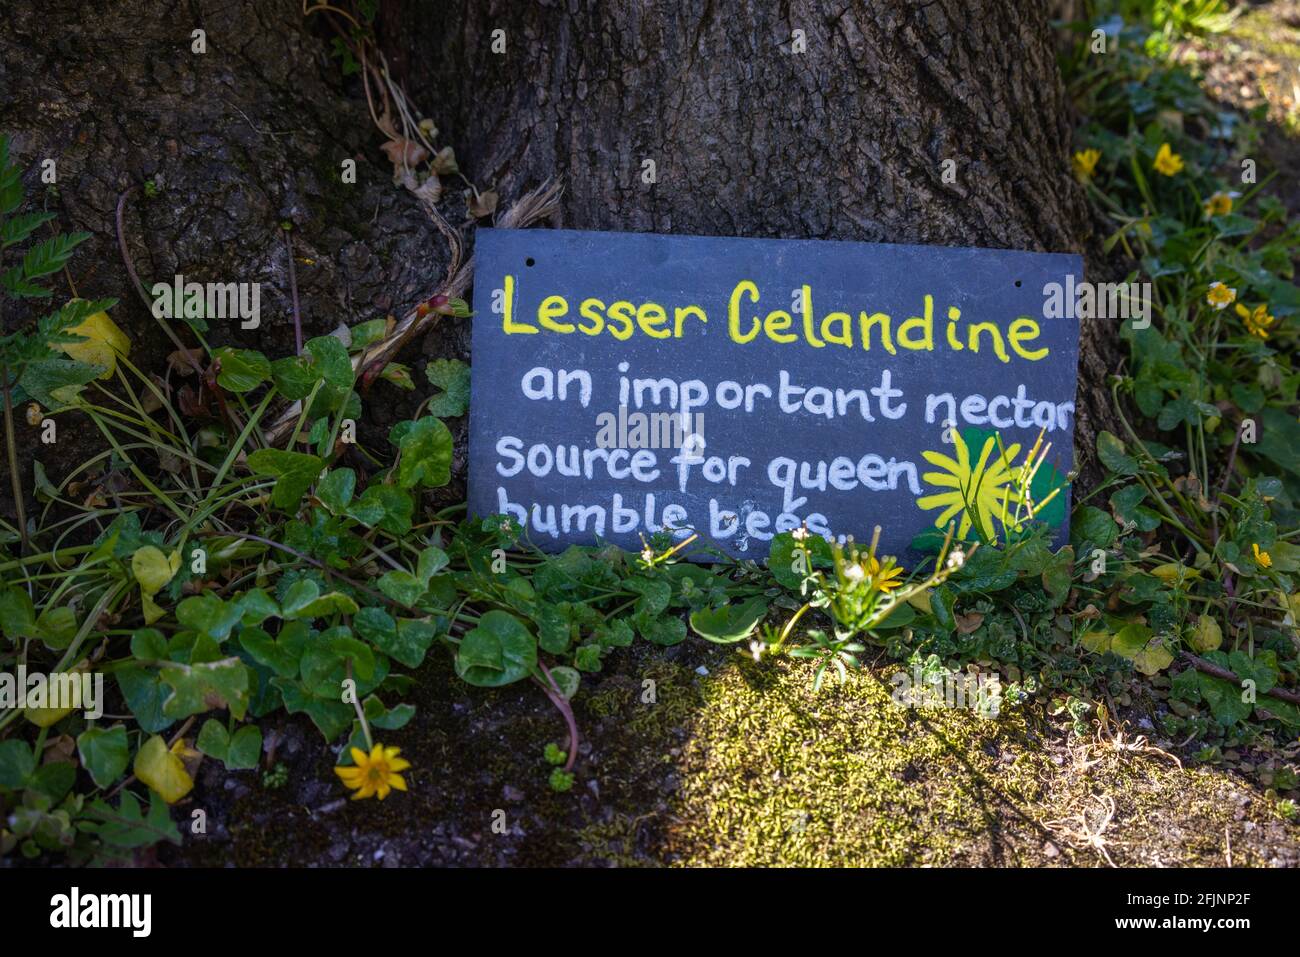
[468,227,1082,562]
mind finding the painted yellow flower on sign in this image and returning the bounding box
[1072,148,1101,181]
[1153,142,1184,176]
[918,431,1022,541]
[335,744,410,800]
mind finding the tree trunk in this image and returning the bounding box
[1,0,1117,524]
[393,0,1118,479]
[0,0,455,519]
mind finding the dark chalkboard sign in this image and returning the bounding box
[468,227,1082,562]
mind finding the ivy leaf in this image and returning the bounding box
[455,610,537,687]
[1197,670,1252,726]
[237,622,307,678]
[376,570,425,607]
[425,358,470,418]
[390,416,452,489]
[15,357,102,407]
[304,335,354,412]
[689,597,768,643]
[196,720,262,770]
[1096,430,1139,476]
[1228,649,1278,696]
[1070,505,1117,550]
[355,607,437,668]
[115,665,174,733]
[626,577,671,616]
[274,679,353,740]
[0,739,35,788]
[0,585,37,640]
[176,593,243,641]
[1109,485,1162,532]
[158,657,251,720]
[248,448,324,510]
[317,468,356,514]
[634,612,687,646]
[213,347,271,392]
[133,735,194,804]
[270,354,321,400]
[767,531,834,589]
[548,666,581,700]
[300,626,375,691]
[347,484,413,535]
[279,578,359,620]
[76,726,130,790]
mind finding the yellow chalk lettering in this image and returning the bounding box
[502,274,538,334]
[1008,317,1049,361]
[607,301,635,340]
[636,302,670,338]
[800,285,824,348]
[537,295,574,333]
[945,306,963,351]
[673,304,707,337]
[729,281,761,344]
[897,294,934,351]
[578,298,606,335]
[968,321,1011,362]
[764,309,797,343]
[859,312,896,354]
[821,311,853,347]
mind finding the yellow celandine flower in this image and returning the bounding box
[1235,302,1276,339]
[1072,148,1101,181]
[864,555,904,592]
[1253,544,1272,569]
[335,744,411,800]
[1153,143,1184,176]
[1205,281,1236,310]
[1203,191,1236,218]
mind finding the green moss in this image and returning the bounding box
[649,658,1297,867]
[1229,9,1300,64]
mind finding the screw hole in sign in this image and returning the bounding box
[526,257,536,267]
[1014,279,1022,288]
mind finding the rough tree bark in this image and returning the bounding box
[395,0,1118,476]
[0,0,456,517]
[0,0,1117,523]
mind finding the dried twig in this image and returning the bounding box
[1181,652,1300,706]
[262,180,562,444]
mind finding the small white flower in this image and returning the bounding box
[791,525,809,541]
[749,640,764,663]
[641,546,655,563]
[843,562,866,583]
[946,548,966,570]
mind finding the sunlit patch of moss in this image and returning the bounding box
[659,658,1053,867]
[1229,8,1300,65]
[652,658,1300,867]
